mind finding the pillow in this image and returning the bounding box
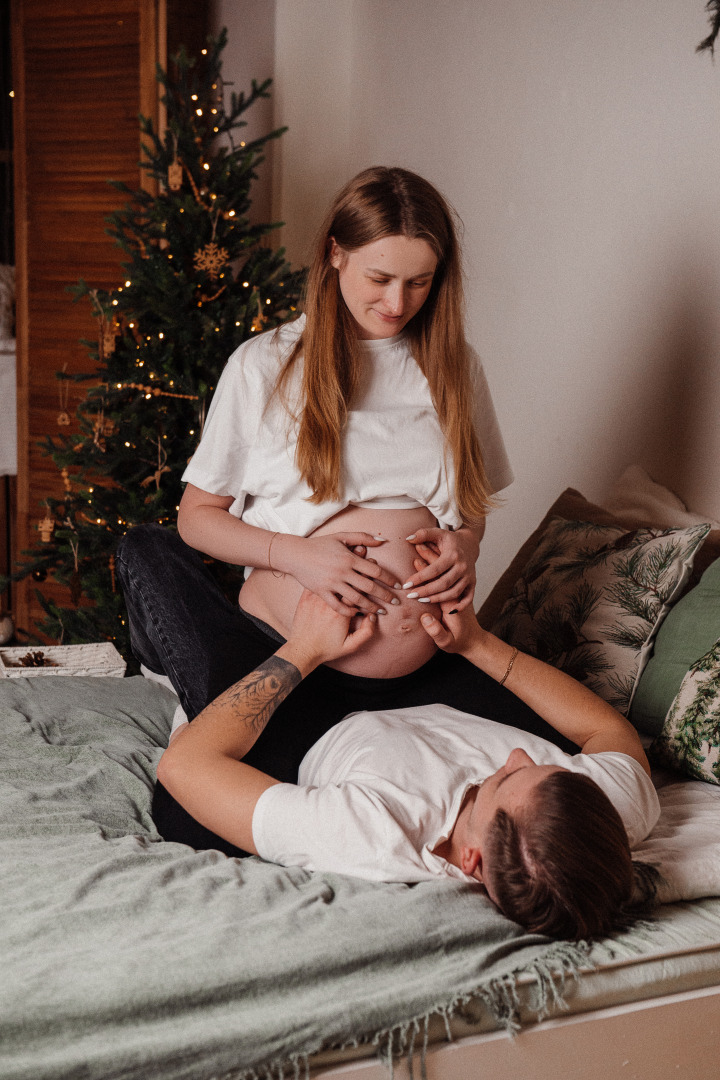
[630,557,720,736]
[603,465,720,531]
[489,517,710,715]
[650,639,720,784]
[477,487,720,629]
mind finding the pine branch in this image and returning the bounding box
[698,1,720,54]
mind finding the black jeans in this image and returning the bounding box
[116,524,573,857]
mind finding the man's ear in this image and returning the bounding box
[460,845,483,882]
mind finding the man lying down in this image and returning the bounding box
[158,595,660,942]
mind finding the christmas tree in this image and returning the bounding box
[3,29,304,657]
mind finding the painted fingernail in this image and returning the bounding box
[372,535,386,541]
[406,592,419,599]
[402,581,414,589]
[418,597,432,604]
[377,608,387,615]
[390,597,400,605]
[405,533,417,541]
[394,582,403,589]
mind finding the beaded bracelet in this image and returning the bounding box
[499,646,518,686]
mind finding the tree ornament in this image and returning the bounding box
[69,538,82,606]
[103,317,120,357]
[61,467,72,493]
[168,138,183,191]
[193,240,229,281]
[57,363,71,426]
[0,612,14,645]
[140,437,170,491]
[38,512,55,543]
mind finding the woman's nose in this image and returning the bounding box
[384,286,404,314]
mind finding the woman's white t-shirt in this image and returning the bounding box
[182,315,513,536]
[252,705,660,884]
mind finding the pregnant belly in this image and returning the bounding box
[239,504,442,678]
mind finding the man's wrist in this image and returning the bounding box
[275,639,322,679]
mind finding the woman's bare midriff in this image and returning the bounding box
[239,504,442,678]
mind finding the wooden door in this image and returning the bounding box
[11,0,163,636]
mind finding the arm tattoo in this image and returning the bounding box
[204,656,302,741]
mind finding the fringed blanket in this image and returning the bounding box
[0,675,717,1080]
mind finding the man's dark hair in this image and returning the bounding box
[482,770,636,941]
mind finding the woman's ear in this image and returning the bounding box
[328,238,344,270]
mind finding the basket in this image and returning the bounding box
[0,642,126,678]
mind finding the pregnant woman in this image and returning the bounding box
[118,166,557,858]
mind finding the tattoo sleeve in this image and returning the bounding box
[200,655,302,749]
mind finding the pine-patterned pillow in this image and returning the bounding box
[490,518,710,715]
[650,640,720,784]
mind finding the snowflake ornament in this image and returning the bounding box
[193,241,229,281]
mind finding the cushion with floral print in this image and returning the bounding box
[490,517,710,715]
[650,639,720,784]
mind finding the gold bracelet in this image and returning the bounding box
[499,646,518,686]
[267,531,283,578]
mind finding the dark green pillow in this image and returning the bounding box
[631,557,720,735]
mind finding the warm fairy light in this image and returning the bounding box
[211,108,217,115]
[228,210,235,217]
[125,442,130,447]
[89,487,94,492]
[125,280,131,287]
[203,162,210,171]
[213,127,219,133]
[189,429,194,435]
[191,94,198,101]
[112,299,118,306]
[128,322,135,328]
[211,193,217,200]
[243,281,249,287]
[145,393,151,400]
[158,332,164,339]
[201,49,207,55]
[9,90,14,98]
[196,108,203,117]
[235,321,240,326]
[240,141,246,147]
[266,299,271,304]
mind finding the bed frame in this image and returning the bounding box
[312,982,720,1079]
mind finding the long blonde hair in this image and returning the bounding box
[276,166,494,526]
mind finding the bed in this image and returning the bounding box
[3,472,720,1080]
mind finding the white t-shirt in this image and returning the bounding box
[182,315,513,536]
[252,705,660,884]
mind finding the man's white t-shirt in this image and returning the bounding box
[252,705,660,884]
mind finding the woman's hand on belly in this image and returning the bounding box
[401,525,481,611]
[266,531,402,617]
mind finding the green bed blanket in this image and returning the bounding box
[0,675,588,1080]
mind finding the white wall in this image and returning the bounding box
[219,0,720,601]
